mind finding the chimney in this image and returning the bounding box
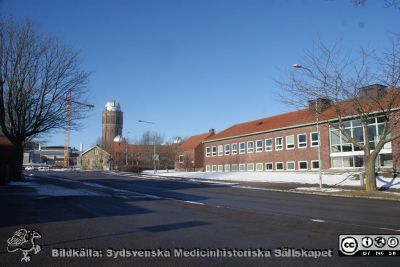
[308,98,332,113]
[209,128,215,135]
[80,144,83,152]
[358,84,387,101]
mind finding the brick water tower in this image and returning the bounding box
[102,100,123,151]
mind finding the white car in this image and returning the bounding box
[38,167,50,171]
[25,166,35,171]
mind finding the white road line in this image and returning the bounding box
[379,227,400,232]
[311,219,326,223]
[182,201,206,206]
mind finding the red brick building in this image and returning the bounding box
[175,129,215,171]
[203,92,400,173]
[0,134,17,184]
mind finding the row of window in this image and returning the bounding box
[205,132,320,157]
[330,116,391,154]
[205,160,320,172]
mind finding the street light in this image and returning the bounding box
[125,131,130,165]
[293,64,323,190]
[138,120,157,174]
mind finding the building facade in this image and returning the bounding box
[102,100,123,151]
[175,129,215,171]
[203,95,399,173]
[81,146,111,171]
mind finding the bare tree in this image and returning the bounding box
[0,19,90,181]
[277,38,400,191]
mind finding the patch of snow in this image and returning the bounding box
[151,171,400,189]
[9,181,101,197]
[296,187,348,192]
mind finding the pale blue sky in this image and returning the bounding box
[1,0,399,149]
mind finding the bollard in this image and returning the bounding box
[359,172,364,187]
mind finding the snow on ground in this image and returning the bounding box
[144,170,400,189]
[9,181,101,197]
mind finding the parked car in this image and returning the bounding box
[25,166,35,171]
[38,166,50,171]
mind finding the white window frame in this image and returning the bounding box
[231,143,238,155]
[206,147,211,157]
[239,164,246,172]
[218,145,223,156]
[265,138,273,152]
[224,144,230,155]
[286,135,295,149]
[311,160,320,170]
[212,146,217,157]
[276,162,284,171]
[275,137,283,150]
[239,142,245,154]
[247,141,254,153]
[231,164,238,172]
[265,162,273,171]
[297,133,307,149]
[286,161,295,171]
[247,163,254,172]
[224,164,230,172]
[205,165,211,172]
[179,155,184,163]
[212,165,217,172]
[256,140,263,152]
[310,132,320,147]
[298,161,308,170]
[256,163,263,172]
[218,165,223,172]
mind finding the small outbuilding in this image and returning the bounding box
[81,146,110,171]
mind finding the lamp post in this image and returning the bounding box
[138,120,157,174]
[293,64,323,190]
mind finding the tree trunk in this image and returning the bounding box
[13,144,24,181]
[364,159,377,192]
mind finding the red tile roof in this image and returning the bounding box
[179,132,214,151]
[0,136,13,146]
[206,89,400,142]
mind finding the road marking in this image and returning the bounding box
[182,201,205,206]
[311,219,325,223]
[379,227,400,232]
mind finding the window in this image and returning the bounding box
[231,164,238,171]
[224,144,230,155]
[256,163,263,171]
[218,145,223,156]
[256,140,263,152]
[286,135,294,149]
[265,138,272,151]
[247,163,254,172]
[287,161,295,171]
[247,141,254,153]
[275,137,283,150]
[224,164,230,172]
[205,165,211,172]
[218,165,223,172]
[265,163,273,171]
[276,162,284,170]
[298,134,307,148]
[212,165,217,172]
[298,161,308,170]
[206,147,211,157]
[231,164,239,172]
[311,132,319,147]
[311,160,320,170]
[231,143,238,155]
[179,155,184,163]
[239,142,245,154]
[239,164,246,172]
[212,146,217,156]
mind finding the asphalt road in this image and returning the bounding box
[0,171,399,267]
